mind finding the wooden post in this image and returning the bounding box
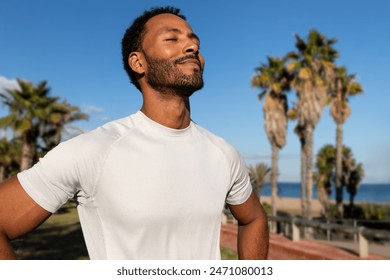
[292,219,300,242]
[326,219,331,241]
[358,227,368,258]
[221,213,227,224]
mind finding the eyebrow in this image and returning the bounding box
[159,27,200,43]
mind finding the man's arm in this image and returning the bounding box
[228,192,269,259]
[0,177,51,259]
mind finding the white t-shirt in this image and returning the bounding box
[17,111,252,259]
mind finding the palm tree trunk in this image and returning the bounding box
[296,125,307,218]
[1,128,6,140]
[300,141,307,218]
[0,165,4,183]
[20,133,34,171]
[335,122,344,218]
[317,186,329,217]
[305,126,314,221]
[54,126,62,146]
[271,144,278,217]
[349,194,355,218]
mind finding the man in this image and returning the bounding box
[0,6,268,260]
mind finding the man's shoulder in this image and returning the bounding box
[192,122,241,161]
[192,123,225,143]
[77,111,142,141]
[57,112,142,155]
[91,114,134,137]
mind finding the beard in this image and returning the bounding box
[144,53,204,97]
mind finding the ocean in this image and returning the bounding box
[261,182,390,204]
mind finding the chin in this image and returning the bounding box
[175,84,203,98]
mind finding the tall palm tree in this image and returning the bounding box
[248,162,271,198]
[287,29,338,220]
[252,56,291,216]
[330,66,363,218]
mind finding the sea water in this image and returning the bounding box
[261,182,390,204]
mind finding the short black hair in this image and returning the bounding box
[121,6,186,91]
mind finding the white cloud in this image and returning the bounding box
[82,105,104,114]
[82,104,109,121]
[0,76,20,92]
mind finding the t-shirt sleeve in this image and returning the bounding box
[225,148,253,206]
[16,130,104,213]
[17,140,82,213]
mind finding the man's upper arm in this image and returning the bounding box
[228,192,269,259]
[0,177,51,240]
[228,191,267,225]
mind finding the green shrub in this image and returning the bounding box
[262,202,272,216]
[342,203,390,220]
[360,203,390,220]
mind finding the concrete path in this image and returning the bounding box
[316,240,390,259]
[221,224,389,260]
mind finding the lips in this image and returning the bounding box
[175,56,201,69]
[180,59,201,69]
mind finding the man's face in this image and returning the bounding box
[141,13,205,96]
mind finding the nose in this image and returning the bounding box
[184,39,199,55]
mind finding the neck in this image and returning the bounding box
[141,91,191,129]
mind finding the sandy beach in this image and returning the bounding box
[260,196,323,216]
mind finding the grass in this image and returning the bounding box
[12,204,89,260]
[12,204,239,260]
[220,246,238,260]
[42,203,80,226]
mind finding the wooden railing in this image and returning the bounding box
[267,216,390,258]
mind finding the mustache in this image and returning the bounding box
[174,54,201,64]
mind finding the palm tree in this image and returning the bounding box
[0,139,13,182]
[0,138,21,182]
[0,79,55,170]
[340,146,364,217]
[314,144,364,218]
[330,66,363,218]
[252,56,291,216]
[346,163,364,209]
[248,162,271,198]
[315,144,336,217]
[40,100,89,153]
[0,79,88,170]
[287,29,338,220]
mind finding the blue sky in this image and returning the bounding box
[1,0,389,183]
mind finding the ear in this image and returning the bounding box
[128,52,145,75]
